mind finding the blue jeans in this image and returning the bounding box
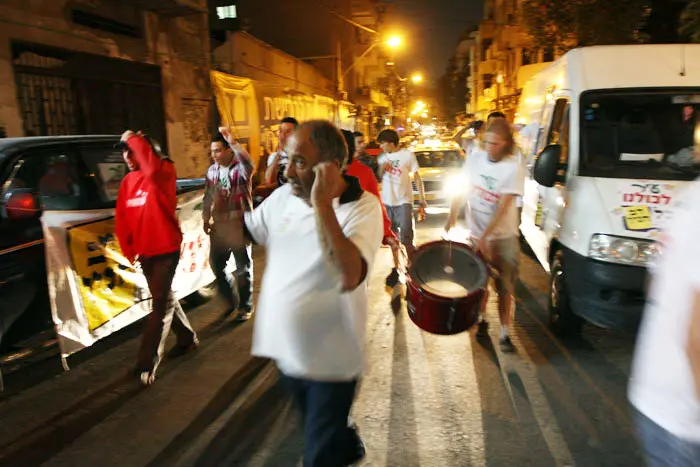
[634,408,700,467]
[280,373,360,467]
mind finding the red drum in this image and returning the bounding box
[406,240,489,335]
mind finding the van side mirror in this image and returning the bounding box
[5,191,41,219]
[533,144,562,188]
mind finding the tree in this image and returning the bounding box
[680,0,700,42]
[522,0,650,53]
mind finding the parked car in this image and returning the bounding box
[0,136,204,352]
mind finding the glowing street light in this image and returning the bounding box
[386,36,402,49]
[342,35,403,79]
[411,73,423,84]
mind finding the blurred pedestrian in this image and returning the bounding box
[462,120,485,157]
[265,117,298,186]
[377,128,427,287]
[203,128,255,320]
[343,130,400,283]
[353,131,379,180]
[446,118,524,353]
[115,130,199,387]
[629,156,700,466]
[219,120,383,466]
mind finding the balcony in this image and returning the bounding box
[134,0,207,16]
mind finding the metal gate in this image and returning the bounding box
[12,42,167,150]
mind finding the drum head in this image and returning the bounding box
[409,241,488,298]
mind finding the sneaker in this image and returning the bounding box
[137,369,155,387]
[499,336,516,353]
[476,320,489,338]
[167,338,200,359]
[234,309,253,322]
[385,268,400,287]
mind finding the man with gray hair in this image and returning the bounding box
[220,120,383,466]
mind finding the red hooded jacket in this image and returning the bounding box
[115,135,182,262]
[345,159,393,242]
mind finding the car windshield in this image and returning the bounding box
[580,90,700,180]
[415,150,463,168]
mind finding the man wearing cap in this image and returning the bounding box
[115,130,199,387]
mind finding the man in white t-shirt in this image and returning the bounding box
[265,116,298,186]
[629,178,700,466]
[377,128,427,287]
[446,118,524,352]
[220,120,383,466]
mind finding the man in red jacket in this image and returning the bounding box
[115,130,199,387]
[342,130,402,306]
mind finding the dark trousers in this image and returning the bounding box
[209,242,252,311]
[137,251,197,372]
[280,373,360,467]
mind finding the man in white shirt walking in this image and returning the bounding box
[377,128,427,287]
[629,175,700,466]
[446,118,524,352]
[221,120,383,466]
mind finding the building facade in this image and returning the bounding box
[0,0,212,177]
[468,0,552,120]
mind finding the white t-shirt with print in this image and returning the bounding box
[244,184,383,380]
[463,149,524,240]
[218,165,231,192]
[378,149,420,207]
[629,180,700,442]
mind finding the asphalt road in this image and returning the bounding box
[0,211,643,467]
[244,211,643,467]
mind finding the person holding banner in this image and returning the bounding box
[115,130,199,387]
[203,129,255,320]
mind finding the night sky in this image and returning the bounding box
[384,0,484,83]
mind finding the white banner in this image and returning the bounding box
[41,190,215,358]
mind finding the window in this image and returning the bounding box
[521,48,532,66]
[483,74,494,90]
[216,5,237,19]
[547,99,569,147]
[579,90,700,180]
[543,48,554,62]
[77,145,129,206]
[415,150,464,168]
[2,149,83,211]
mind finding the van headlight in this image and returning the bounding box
[588,234,661,267]
[443,175,464,197]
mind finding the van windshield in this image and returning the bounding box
[580,90,700,180]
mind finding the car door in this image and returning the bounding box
[522,98,570,269]
[0,145,84,345]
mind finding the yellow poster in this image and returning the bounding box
[67,217,139,331]
[623,205,653,231]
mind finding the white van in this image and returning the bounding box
[515,44,700,335]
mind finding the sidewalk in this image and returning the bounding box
[0,248,277,467]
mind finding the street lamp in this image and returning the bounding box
[411,73,423,84]
[387,36,402,48]
[341,35,402,79]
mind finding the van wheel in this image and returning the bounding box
[549,250,583,336]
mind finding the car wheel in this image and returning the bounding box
[549,250,583,336]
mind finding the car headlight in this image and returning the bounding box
[588,234,661,267]
[443,174,464,197]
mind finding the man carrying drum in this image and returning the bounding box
[446,118,525,352]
